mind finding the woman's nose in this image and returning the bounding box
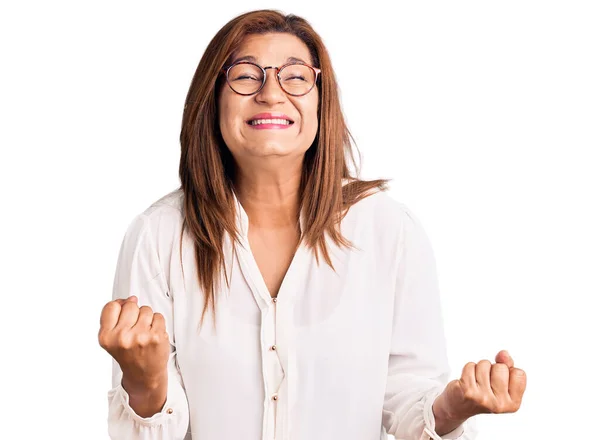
[255,69,286,103]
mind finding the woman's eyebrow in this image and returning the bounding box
[231,55,308,65]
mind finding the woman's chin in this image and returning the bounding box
[246,144,299,157]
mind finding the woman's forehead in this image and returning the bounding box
[232,33,312,65]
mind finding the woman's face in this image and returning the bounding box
[218,33,319,165]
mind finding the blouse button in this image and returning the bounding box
[166,408,173,414]
[270,345,277,351]
[272,394,278,401]
[272,297,277,303]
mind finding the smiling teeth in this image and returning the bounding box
[250,119,291,125]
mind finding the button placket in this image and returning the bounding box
[270,297,278,352]
[261,295,284,440]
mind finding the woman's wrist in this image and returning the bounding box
[121,372,168,418]
[432,392,469,436]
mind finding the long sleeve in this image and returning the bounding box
[107,214,190,440]
[382,206,478,440]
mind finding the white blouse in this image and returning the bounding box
[106,186,478,440]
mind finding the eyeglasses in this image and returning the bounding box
[221,61,321,97]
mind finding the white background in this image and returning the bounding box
[1,1,598,438]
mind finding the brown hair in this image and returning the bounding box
[178,9,390,329]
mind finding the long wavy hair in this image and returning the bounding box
[179,9,390,329]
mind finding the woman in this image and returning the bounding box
[98,9,526,440]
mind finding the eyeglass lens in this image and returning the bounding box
[227,63,316,96]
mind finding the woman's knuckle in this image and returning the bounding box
[134,332,150,346]
[98,331,110,348]
[117,333,133,349]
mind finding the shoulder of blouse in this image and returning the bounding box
[343,188,413,237]
[128,188,186,263]
[141,187,185,219]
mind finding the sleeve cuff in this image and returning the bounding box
[421,389,478,440]
[108,378,186,427]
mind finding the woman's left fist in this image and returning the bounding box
[439,350,527,420]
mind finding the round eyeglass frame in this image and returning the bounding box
[221,61,322,97]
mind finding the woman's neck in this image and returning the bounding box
[233,172,302,230]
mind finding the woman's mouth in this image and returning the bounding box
[246,118,295,130]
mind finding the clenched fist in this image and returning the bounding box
[434,350,527,424]
[98,295,170,392]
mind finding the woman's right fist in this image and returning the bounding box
[98,296,170,389]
